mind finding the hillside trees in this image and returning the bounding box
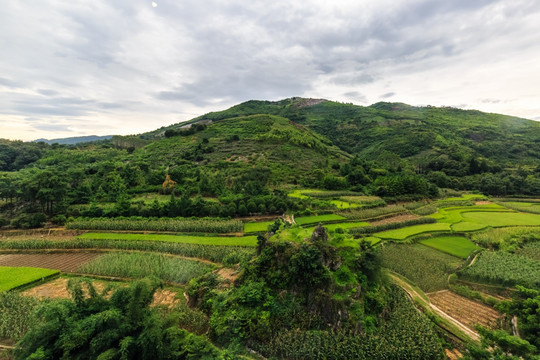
[15,278,229,360]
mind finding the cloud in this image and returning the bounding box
[1,0,540,140]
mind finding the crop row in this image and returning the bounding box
[339,204,408,220]
[66,216,243,233]
[350,217,436,236]
[78,253,214,284]
[0,238,255,265]
[0,292,40,341]
[78,232,257,247]
[381,244,462,292]
[459,251,540,289]
[251,286,443,359]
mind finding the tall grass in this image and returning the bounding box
[66,216,243,233]
[470,227,540,250]
[339,204,407,220]
[0,238,255,265]
[78,253,214,284]
[0,292,40,341]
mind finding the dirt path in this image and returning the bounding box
[389,273,480,342]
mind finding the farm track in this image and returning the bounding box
[428,290,501,330]
[389,273,480,342]
[0,253,101,272]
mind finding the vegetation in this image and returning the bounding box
[374,222,451,240]
[381,244,462,292]
[350,217,436,236]
[459,251,540,289]
[67,216,243,233]
[294,214,347,225]
[78,232,258,247]
[419,236,479,258]
[0,238,254,265]
[77,253,215,284]
[0,266,59,291]
[0,292,40,341]
[15,278,231,359]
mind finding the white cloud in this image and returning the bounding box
[0,0,540,140]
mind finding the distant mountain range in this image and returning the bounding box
[33,135,113,145]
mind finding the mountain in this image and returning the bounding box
[34,135,113,145]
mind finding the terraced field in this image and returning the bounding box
[0,267,59,291]
[419,236,479,259]
[78,233,258,247]
[0,253,102,272]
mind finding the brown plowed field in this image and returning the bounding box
[0,253,102,272]
[23,278,180,308]
[429,290,501,329]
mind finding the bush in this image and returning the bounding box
[11,213,47,229]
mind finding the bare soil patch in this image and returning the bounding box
[369,214,419,226]
[0,253,102,272]
[23,277,180,308]
[216,268,238,283]
[475,201,492,205]
[428,290,501,330]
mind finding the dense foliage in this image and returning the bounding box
[15,278,231,359]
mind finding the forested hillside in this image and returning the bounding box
[0,98,539,228]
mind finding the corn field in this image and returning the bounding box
[66,216,243,233]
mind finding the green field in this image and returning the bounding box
[78,253,214,284]
[381,244,462,292]
[0,266,59,292]
[295,214,347,225]
[451,222,488,232]
[244,221,274,233]
[323,222,369,231]
[419,236,479,259]
[78,233,257,247]
[462,211,540,227]
[374,223,452,240]
[438,194,487,202]
[330,200,361,209]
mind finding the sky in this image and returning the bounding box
[1,0,540,141]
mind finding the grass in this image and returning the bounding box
[451,222,488,232]
[0,266,59,292]
[294,214,347,225]
[78,253,214,284]
[323,222,369,231]
[330,200,361,209]
[419,236,479,259]
[462,212,540,227]
[439,194,487,202]
[339,204,408,220]
[471,227,540,250]
[515,241,540,261]
[499,201,540,214]
[244,221,274,233]
[374,223,452,240]
[78,232,257,247]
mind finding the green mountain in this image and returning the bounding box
[1,97,540,228]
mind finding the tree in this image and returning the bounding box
[15,278,228,360]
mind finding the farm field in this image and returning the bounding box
[67,217,243,233]
[462,211,540,227]
[381,243,462,292]
[428,290,501,330]
[330,199,361,209]
[78,232,258,247]
[0,266,59,292]
[244,221,274,233]
[77,252,215,284]
[419,236,479,258]
[499,201,540,214]
[0,253,102,272]
[294,214,346,225]
[459,251,540,289]
[374,222,451,240]
[515,241,540,260]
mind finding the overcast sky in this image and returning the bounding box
[1,0,540,141]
